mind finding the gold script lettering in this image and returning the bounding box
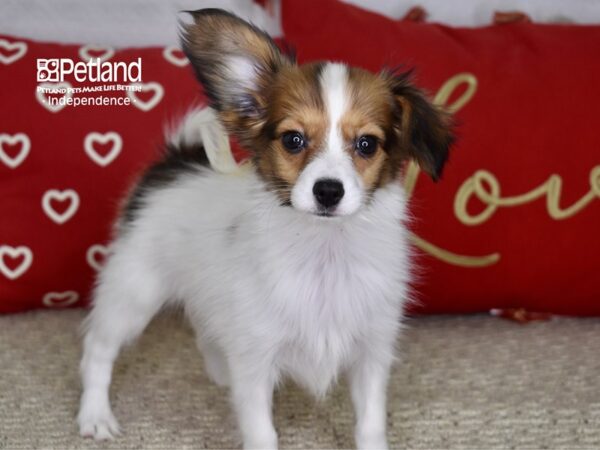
[405,73,501,267]
[406,73,599,268]
[455,166,600,226]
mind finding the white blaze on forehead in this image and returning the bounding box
[319,63,350,158]
[290,62,363,216]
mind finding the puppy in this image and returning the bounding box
[77,9,453,450]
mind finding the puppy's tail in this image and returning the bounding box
[166,107,239,174]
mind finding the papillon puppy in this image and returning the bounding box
[77,9,453,450]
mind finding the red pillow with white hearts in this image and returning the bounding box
[0,35,215,313]
[281,0,600,316]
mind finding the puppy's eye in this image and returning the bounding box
[281,131,306,153]
[355,135,378,157]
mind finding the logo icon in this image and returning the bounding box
[37,59,60,82]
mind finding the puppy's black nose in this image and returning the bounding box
[313,179,345,208]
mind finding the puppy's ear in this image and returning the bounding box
[389,71,454,181]
[181,9,292,145]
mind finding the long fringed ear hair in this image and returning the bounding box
[386,70,455,181]
[180,9,293,148]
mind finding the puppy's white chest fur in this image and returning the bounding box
[166,170,412,396]
[263,218,406,391]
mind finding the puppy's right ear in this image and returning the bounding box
[181,9,291,144]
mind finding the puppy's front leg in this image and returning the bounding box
[349,352,393,450]
[229,358,278,449]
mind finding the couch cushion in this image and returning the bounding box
[282,0,600,315]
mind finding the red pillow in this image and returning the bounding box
[281,0,600,316]
[0,36,213,313]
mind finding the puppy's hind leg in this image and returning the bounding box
[78,252,168,440]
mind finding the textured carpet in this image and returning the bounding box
[1,310,599,449]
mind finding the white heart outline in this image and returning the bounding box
[42,290,79,308]
[0,245,33,280]
[78,44,115,63]
[86,244,108,271]
[0,133,30,169]
[84,132,122,167]
[162,46,189,67]
[36,81,73,113]
[0,38,27,65]
[127,82,164,112]
[42,189,80,224]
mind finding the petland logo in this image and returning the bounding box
[36,58,142,83]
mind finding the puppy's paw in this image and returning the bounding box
[78,403,121,440]
[243,430,278,450]
[355,432,388,450]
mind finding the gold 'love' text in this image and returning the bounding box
[404,73,599,268]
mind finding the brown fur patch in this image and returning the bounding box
[343,67,400,191]
[254,63,330,202]
[181,9,292,149]
[383,70,454,181]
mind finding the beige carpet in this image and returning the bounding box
[1,310,599,449]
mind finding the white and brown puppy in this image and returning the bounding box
[77,9,453,450]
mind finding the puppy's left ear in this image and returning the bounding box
[180,9,292,145]
[389,72,454,181]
